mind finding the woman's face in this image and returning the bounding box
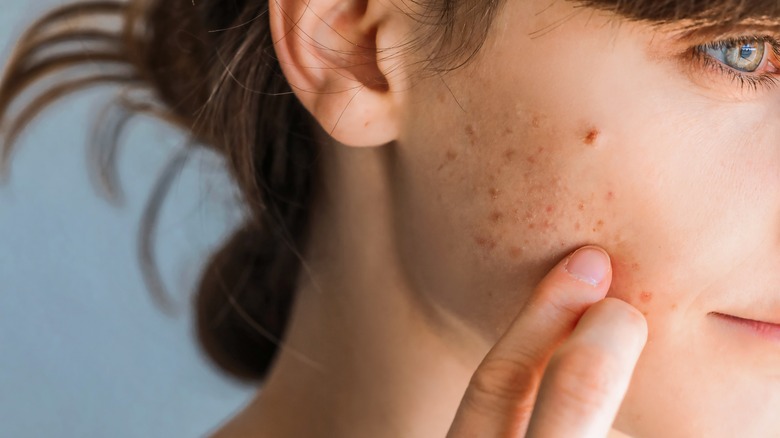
[390,0,780,435]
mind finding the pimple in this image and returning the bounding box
[489,210,503,223]
[606,191,615,201]
[503,149,516,162]
[583,128,600,145]
[639,291,653,303]
[488,187,500,199]
[545,205,555,213]
[577,202,585,211]
[474,235,497,251]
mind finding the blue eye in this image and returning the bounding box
[703,40,766,72]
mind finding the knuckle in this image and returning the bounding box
[465,356,542,418]
[545,345,618,415]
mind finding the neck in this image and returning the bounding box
[213,140,487,438]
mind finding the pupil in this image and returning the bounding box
[740,44,756,60]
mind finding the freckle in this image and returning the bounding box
[437,93,447,103]
[364,121,370,127]
[597,219,604,228]
[545,205,554,213]
[583,128,600,145]
[488,187,500,199]
[639,291,653,303]
[446,150,458,161]
[509,246,523,258]
[504,127,514,135]
[489,210,503,223]
[642,310,649,316]
[671,303,678,310]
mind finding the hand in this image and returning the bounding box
[447,246,647,437]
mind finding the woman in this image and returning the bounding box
[2,0,779,436]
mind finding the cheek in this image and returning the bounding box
[462,114,624,264]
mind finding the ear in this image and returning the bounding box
[269,0,406,146]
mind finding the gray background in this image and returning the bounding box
[0,1,257,436]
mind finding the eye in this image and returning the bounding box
[703,39,766,72]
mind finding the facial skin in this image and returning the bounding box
[394,2,780,435]
[220,1,780,437]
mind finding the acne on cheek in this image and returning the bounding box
[468,120,618,260]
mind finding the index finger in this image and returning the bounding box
[447,246,613,437]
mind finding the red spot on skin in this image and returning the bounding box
[545,205,555,213]
[474,236,497,251]
[584,128,600,145]
[607,191,615,201]
[577,202,585,211]
[489,210,503,223]
[639,291,653,303]
[537,146,545,154]
[503,149,516,161]
[489,188,500,199]
[575,222,581,231]
[528,223,535,229]
[526,156,537,164]
[509,246,523,258]
[631,262,640,270]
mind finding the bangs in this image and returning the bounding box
[578,0,780,24]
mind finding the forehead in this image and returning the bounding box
[580,0,780,24]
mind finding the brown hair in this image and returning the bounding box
[1,0,772,382]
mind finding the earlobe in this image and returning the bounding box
[269,0,403,146]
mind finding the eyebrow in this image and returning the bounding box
[576,0,780,25]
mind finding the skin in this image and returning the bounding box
[212,0,780,436]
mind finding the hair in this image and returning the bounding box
[0,0,773,382]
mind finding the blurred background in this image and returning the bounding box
[0,1,257,436]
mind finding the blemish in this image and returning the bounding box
[509,246,523,258]
[489,210,503,223]
[488,187,500,199]
[577,202,585,211]
[606,191,615,201]
[584,128,600,145]
[639,291,653,303]
[504,127,514,135]
[574,222,581,231]
[465,124,476,145]
[503,149,516,162]
[474,236,497,251]
[670,303,678,310]
[526,156,537,164]
[545,205,555,213]
[446,150,458,161]
[631,262,640,270]
[531,116,541,128]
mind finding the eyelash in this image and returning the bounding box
[692,36,780,91]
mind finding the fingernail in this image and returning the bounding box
[564,246,610,286]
